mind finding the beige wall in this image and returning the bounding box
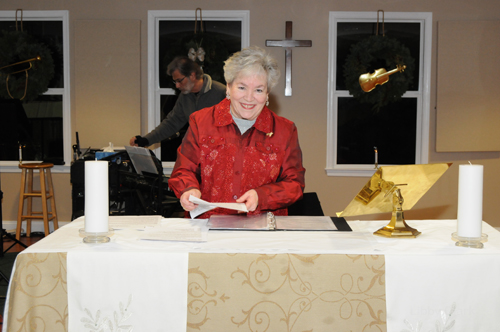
[1,0,500,228]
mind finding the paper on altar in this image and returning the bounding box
[106,215,162,229]
[139,218,209,242]
[189,195,248,218]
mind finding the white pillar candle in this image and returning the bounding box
[457,164,483,238]
[84,160,109,233]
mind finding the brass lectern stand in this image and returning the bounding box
[338,163,452,238]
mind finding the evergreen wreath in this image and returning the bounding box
[0,30,55,101]
[163,32,229,88]
[343,35,415,111]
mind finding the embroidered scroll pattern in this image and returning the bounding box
[7,252,68,332]
[187,253,386,331]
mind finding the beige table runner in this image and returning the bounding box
[6,252,68,331]
[187,253,386,331]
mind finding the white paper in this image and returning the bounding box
[457,164,483,237]
[275,216,338,231]
[139,218,209,242]
[84,161,109,233]
[189,195,248,219]
[107,215,162,229]
[125,145,151,156]
[124,146,158,175]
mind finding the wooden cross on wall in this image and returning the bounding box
[266,21,312,96]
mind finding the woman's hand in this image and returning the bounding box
[237,189,259,212]
[180,189,202,211]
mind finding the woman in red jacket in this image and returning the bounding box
[168,46,305,218]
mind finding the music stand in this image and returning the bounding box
[338,163,452,238]
[122,146,165,216]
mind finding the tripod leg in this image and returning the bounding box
[0,261,10,300]
[0,269,9,284]
[3,229,27,254]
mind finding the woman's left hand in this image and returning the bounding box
[236,189,259,212]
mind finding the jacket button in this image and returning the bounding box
[233,195,237,200]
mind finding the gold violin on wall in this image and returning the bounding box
[359,64,406,93]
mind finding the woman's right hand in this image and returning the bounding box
[180,189,202,211]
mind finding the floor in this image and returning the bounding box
[0,232,44,326]
[2,232,43,254]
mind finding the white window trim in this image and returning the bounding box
[0,10,70,173]
[148,10,250,174]
[326,11,432,177]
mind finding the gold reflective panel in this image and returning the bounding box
[338,163,452,238]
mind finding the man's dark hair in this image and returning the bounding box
[167,56,203,79]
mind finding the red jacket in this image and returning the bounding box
[168,98,305,218]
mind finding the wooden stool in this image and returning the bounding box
[16,163,59,240]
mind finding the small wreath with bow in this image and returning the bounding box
[163,32,229,88]
[0,30,55,101]
[162,8,229,87]
[343,35,415,111]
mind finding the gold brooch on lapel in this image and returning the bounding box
[266,132,274,137]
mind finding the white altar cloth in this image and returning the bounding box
[3,217,500,332]
[386,253,500,331]
[19,217,500,255]
[67,251,188,331]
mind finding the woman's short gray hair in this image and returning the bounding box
[223,46,280,91]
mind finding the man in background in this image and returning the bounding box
[130,56,226,147]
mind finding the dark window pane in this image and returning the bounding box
[0,20,64,88]
[336,22,420,91]
[337,97,417,165]
[0,95,63,163]
[158,20,242,88]
[159,19,242,162]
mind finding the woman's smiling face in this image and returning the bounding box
[227,68,268,121]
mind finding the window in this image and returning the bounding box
[0,10,70,172]
[148,10,250,173]
[327,12,431,176]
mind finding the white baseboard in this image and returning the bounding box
[2,220,71,234]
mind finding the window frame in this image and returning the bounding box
[147,10,250,174]
[326,11,432,177]
[0,10,70,173]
